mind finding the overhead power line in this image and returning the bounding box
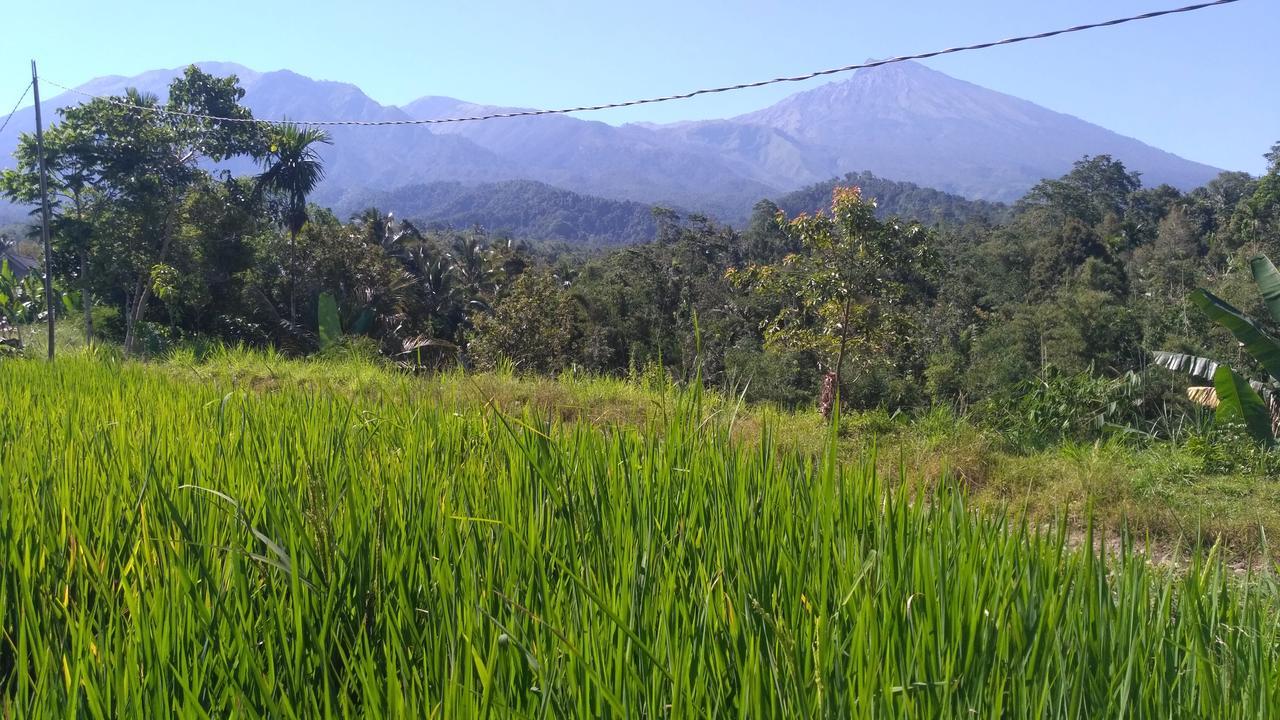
[42,0,1241,128]
[0,81,32,136]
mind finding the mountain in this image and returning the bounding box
[0,60,1226,232]
[339,179,659,245]
[401,97,777,218]
[720,61,1222,201]
[402,61,1222,209]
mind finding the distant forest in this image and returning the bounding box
[319,171,1009,245]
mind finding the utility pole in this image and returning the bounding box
[31,60,55,360]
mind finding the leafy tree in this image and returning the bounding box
[351,208,423,262]
[2,66,262,354]
[1019,155,1142,230]
[0,119,102,342]
[469,270,584,373]
[1237,141,1280,253]
[776,171,1008,227]
[729,186,937,416]
[740,199,799,261]
[1132,206,1203,301]
[1028,219,1117,298]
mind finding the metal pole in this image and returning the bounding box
[31,61,55,360]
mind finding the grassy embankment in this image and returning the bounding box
[137,340,1280,561]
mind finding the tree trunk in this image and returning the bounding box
[820,295,854,419]
[72,190,92,346]
[818,370,838,420]
[123,279,151,356]
[81,251,92,345]
[288,226,299,324]
[123,214,176,356]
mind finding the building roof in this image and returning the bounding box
[0,248,39,279]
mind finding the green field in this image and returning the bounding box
[2,354,1279,717]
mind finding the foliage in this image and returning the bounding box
[986,369,1158,450]
[729,186,938,414]
[468,270,588,374]
[316,291,341,350]
[2,65,1278,445]
[1,65,265,355]
[256,124,332,239]
[775,170,1009,227]
[1156,255,1280,444]
[348,179,660,245]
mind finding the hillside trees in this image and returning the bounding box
[3,64,1277,442]
[955,157,1149,399]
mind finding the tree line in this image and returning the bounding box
[3,66,1279,441]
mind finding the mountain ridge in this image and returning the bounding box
[0,60,1228,231]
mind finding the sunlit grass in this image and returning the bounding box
[1,355,1278,716]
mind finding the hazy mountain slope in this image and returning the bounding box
[0,63,514,209]
[719,61,1221,201]
[401,97,780,217]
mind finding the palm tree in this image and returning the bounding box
[256,123,332,321]
[351,208,423,262]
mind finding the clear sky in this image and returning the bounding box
[2,0,1275,173]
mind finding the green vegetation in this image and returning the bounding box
[2,353,1278,716]
[775,170,1009,227]
[1156,255,1280,444]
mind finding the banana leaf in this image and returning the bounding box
[1186,386,1218,408]
[1189,289,1280,382]
[1212,365,1274,444]
[1250,255,1280,326]
[317,292,341,350]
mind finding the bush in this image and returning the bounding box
[985,370,1136,450]
[314,335,385,365]
[722,344,817,408]
[89,305,125,340]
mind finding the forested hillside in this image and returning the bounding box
[329,171,1004,244]
[775,171,1009,226]
[2,66,1279,435]
[334,179,660,245]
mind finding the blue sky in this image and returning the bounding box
[3,0,1275,173]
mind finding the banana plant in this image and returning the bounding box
[1154,255,1280,444]
[316,291,376,352]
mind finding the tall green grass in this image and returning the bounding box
[1,356,1277,717]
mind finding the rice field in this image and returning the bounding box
[1,356,1278,717]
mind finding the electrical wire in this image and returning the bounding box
[41,0,1242,128]
[0,81,33,136]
